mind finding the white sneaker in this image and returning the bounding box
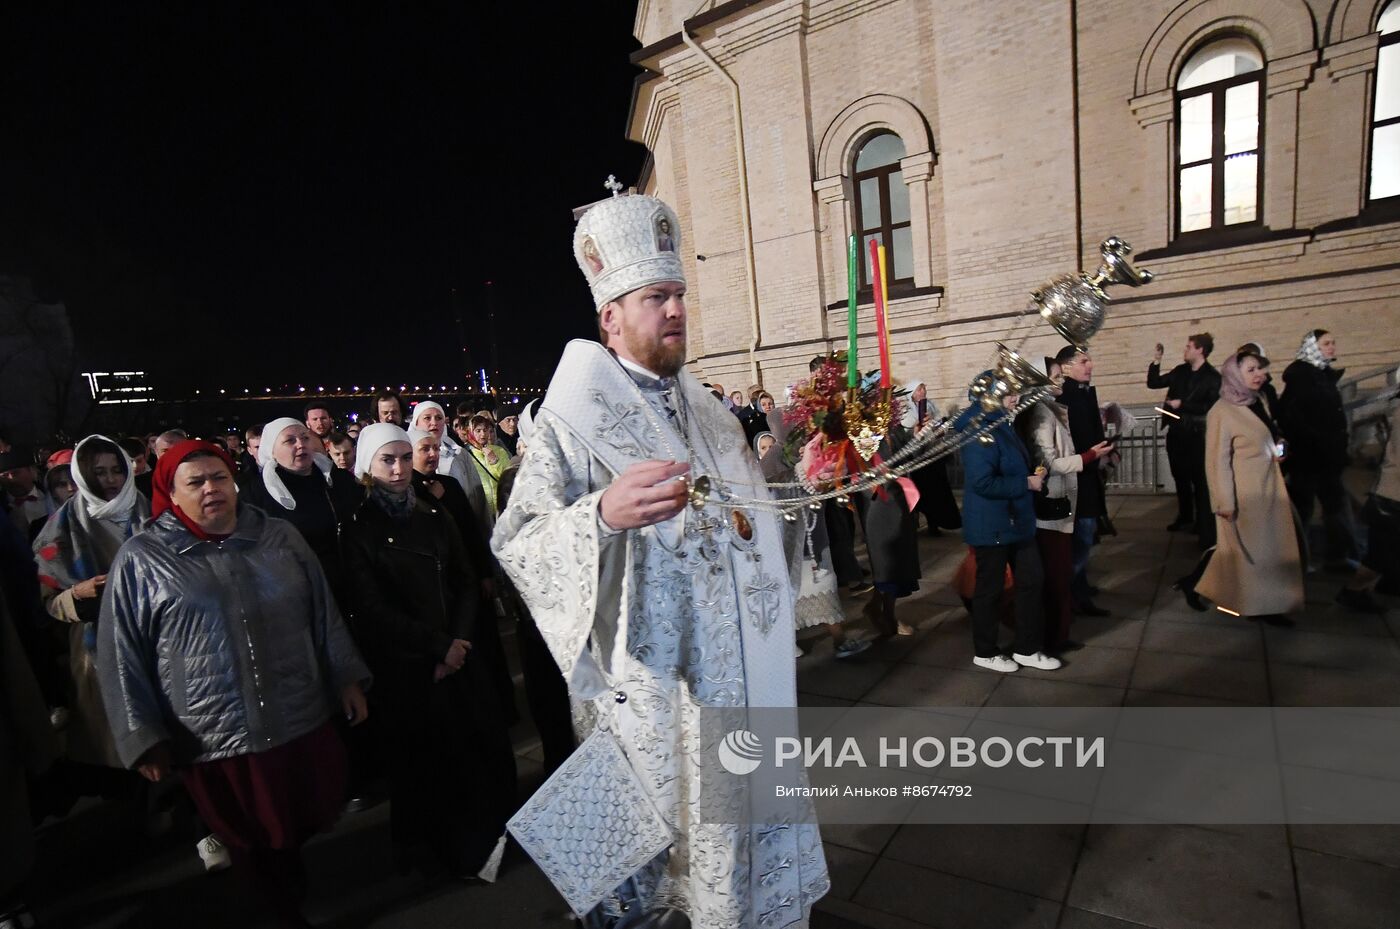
[198,834,231,872]
[1012,651,1063,670]
[973,655,1018,673]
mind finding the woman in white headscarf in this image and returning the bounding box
[33,435,149,768]
[1277,329,1359,568]
[409,401,489,533]
[900,379,962,535]
[343,423,516,881]
[241,417,363,599]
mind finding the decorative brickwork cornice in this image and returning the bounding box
[713,0,807,58]
[899,151,936,183]
[1265,49,1318,95]
[1319,32,1381,82]
[1129,88,1175,129]
[653,0,804,85]
[812,175,851,204]
[807,0,904,34]
[639,83,681,151]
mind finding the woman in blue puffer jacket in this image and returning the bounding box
[958,376,1062,674]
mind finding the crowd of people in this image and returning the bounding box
[1152,330,1397,622]
[704,326,1395,678]
[1,185,1394,929]
[952,328,1396,677]
[0,394,570,928]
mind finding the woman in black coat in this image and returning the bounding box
[407,427,518,726]
[342,425,516,882]
[241,418,364,600]
[1276,329,1360,566]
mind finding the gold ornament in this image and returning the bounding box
[843,387,894,462]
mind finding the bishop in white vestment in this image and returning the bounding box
[492,191,828,928]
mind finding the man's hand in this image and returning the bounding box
[72,574,108,600]
[599,460,690,530]
[1027,472,1046,493]
[1153,343,1164,364]
[444,638,471,671]
[136,742,172,783]
[434,662,455,682]
[1166,399,1182,409]
[340,682,369,726]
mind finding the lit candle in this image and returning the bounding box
[870,240,892,389]
[847,234,859,388]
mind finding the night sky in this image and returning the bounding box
[0,4,647,392]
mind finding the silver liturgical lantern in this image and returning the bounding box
[1030,237,1153,348]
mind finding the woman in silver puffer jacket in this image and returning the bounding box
[98,439,370,927]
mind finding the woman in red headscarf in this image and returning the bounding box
[98,440,371,927]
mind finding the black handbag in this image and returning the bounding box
[1033,488,1071,521]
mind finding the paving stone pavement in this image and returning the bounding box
[801,495,1400,929]
[24,496,1400,928]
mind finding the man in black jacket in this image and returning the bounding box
[1056,345,1112,616]
[1147,332,1221,543]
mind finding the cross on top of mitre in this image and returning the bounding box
[603,175,624,197]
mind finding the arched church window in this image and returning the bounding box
[1175,37,1265,234]
[1369,1,1400,202]
[852,132,913,287]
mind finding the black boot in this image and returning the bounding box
[1172,576,1207,612]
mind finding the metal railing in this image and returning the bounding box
[1104,410,1164,494]
[1341,364,1400,465]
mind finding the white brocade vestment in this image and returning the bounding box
[492,340,829,928]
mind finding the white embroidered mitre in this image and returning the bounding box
[573,187,684,311]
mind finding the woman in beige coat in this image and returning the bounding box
[1196,350,1304,624]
